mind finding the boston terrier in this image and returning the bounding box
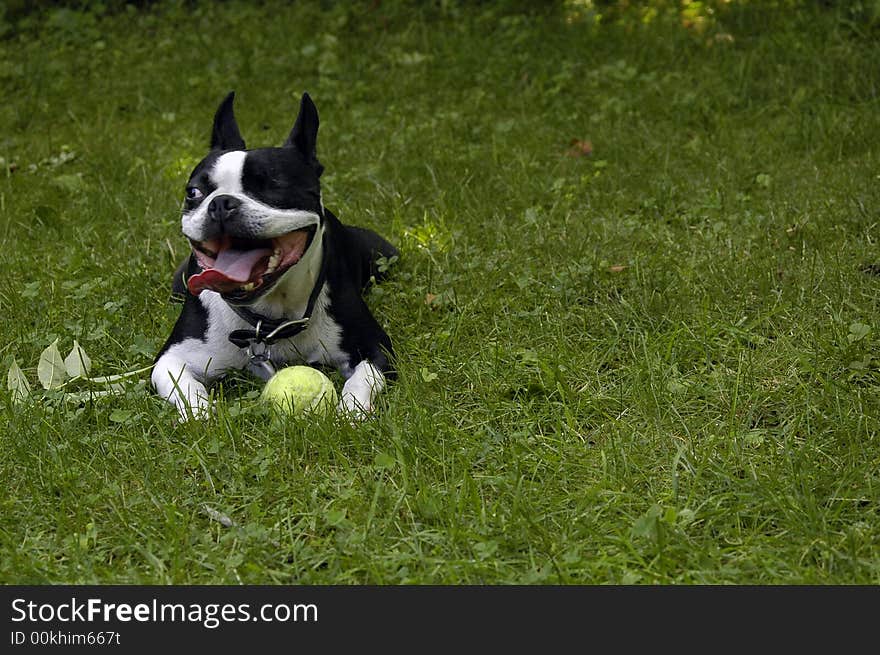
[152,92,397,420]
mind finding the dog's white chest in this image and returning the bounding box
[266,289,348,373]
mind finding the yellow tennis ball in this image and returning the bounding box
[260,366,338,417]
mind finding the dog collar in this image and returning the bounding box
[225,230,329,380]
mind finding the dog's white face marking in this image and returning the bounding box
[181,150,245,239]
[212,150,246,194]
[181,150,320,242]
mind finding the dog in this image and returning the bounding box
[152,92,397,420]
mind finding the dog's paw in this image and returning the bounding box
[172,396,214,423]
[337,395,373,424]
[337,360,384,424]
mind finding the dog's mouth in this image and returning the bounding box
[187,227,316,301]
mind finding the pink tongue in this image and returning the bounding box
[187,247,273,295]
[213,247,272,281]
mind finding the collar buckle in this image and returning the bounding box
[245,339,276,381]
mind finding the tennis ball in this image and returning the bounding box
[260,366,338,417]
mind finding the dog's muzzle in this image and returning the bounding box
[186,226,317,300]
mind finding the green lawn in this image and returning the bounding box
[2,0,880,584]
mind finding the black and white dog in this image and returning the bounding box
[152,92,397,420]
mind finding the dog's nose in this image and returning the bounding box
[207,195,241,223]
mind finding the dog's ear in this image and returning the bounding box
[210,91,246,151]
[285,92,322,174]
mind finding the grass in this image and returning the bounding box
[1,0,880,584]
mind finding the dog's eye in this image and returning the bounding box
[185,186,204,201]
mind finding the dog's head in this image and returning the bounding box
[182,92,324,302]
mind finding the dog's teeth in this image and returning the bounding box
[241,283,255,292]
[265,250,282,275]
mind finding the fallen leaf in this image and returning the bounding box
[38,339,68,390]
[7,358,31,403]
[201,504,236,528]
[608,264,628,273]
[64,340,92,378]
[566,139,593,157]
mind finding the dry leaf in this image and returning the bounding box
[64,340,92,378]
[38,339,68,390]
[7,358,31,403]
[566,139,593,157]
